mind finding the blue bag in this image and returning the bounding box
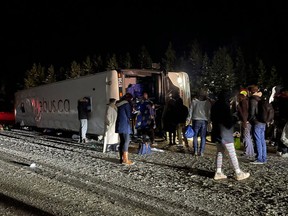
[185,125,194,139]
[138,142,152,155]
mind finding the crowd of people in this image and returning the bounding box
[77,83,288,181]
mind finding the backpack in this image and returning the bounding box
[256,99,274,123]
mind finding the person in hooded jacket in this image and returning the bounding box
[115,93,134,165]
[186,90,211,156]
[248,85,267,164]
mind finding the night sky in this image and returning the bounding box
[2,1,288,86]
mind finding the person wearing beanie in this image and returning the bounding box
[237,89,255,158]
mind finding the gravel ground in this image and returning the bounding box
[0,129,287,216]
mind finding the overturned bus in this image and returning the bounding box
[14,69,191,149]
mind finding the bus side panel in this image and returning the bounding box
[15,71,118,135]
[106,70,120,102]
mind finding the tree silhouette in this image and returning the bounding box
[20,40,284,96]
[82,56,93,75]
[138,45,152,69]
[163,42,176,71]
[256,58,267,90]
[66,61,81,79]
[209,47,235,94]
[188,40,203,91]
[45,65,56,84]
[24,63,46,88]
[123,52,133,69]
[106,54,118,70]
[234,47,246,88]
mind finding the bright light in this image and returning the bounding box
[177,76,182,84]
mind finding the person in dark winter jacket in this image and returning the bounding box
[211,91,250,181]
[237,90,255,158]
[162,92,178,145]
[115,93,134,165]
[274,87,288,157]
[175,97,188,146]
[248,85,267,164]
[77,97,91,143]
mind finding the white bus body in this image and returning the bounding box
[15,69,191,137]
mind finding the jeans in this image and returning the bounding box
[80,119,88,140]
[192,120,207,154]
[242,123,255,157]
[119,133,131,152]
[253,123,267,162]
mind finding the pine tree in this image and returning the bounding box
[188,40,203,90]
[82,56,93,75]
[256,58,267,90]
[123,52,133,69]
[92,55,104,72]
[45,65,56,84]
[106,54,118,70]
[163,42,176,71]
[234,47,246,88]
[138,45,152,69]
[57,67,66,81]
[268,66,281,89]
[24,63,46,88]
[200,53,211,89]
[246,64,256,85]
[210,47,235,94]
[66,61,81,79]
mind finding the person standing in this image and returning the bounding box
[175,97,189,146]
[135,92,156,144]
[273,87,288,157]
[104,98,119,152]
[115,93,134,165]
[186,90,211,156]
[211,91,250,181]
[162,92,178,145]
[77,97,91,143]
[237,89,255,158]
[248,85,267,164]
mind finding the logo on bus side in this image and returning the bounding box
[31,98,70,113]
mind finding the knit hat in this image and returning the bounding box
[240,90,248,97]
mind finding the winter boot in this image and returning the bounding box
[119,150,123,164]
[122,151,134,165]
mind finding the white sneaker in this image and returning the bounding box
[250,160,265,165]
[235,171,250,181]
[214,172,227,180]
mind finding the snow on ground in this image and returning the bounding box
[0,129,288,216]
